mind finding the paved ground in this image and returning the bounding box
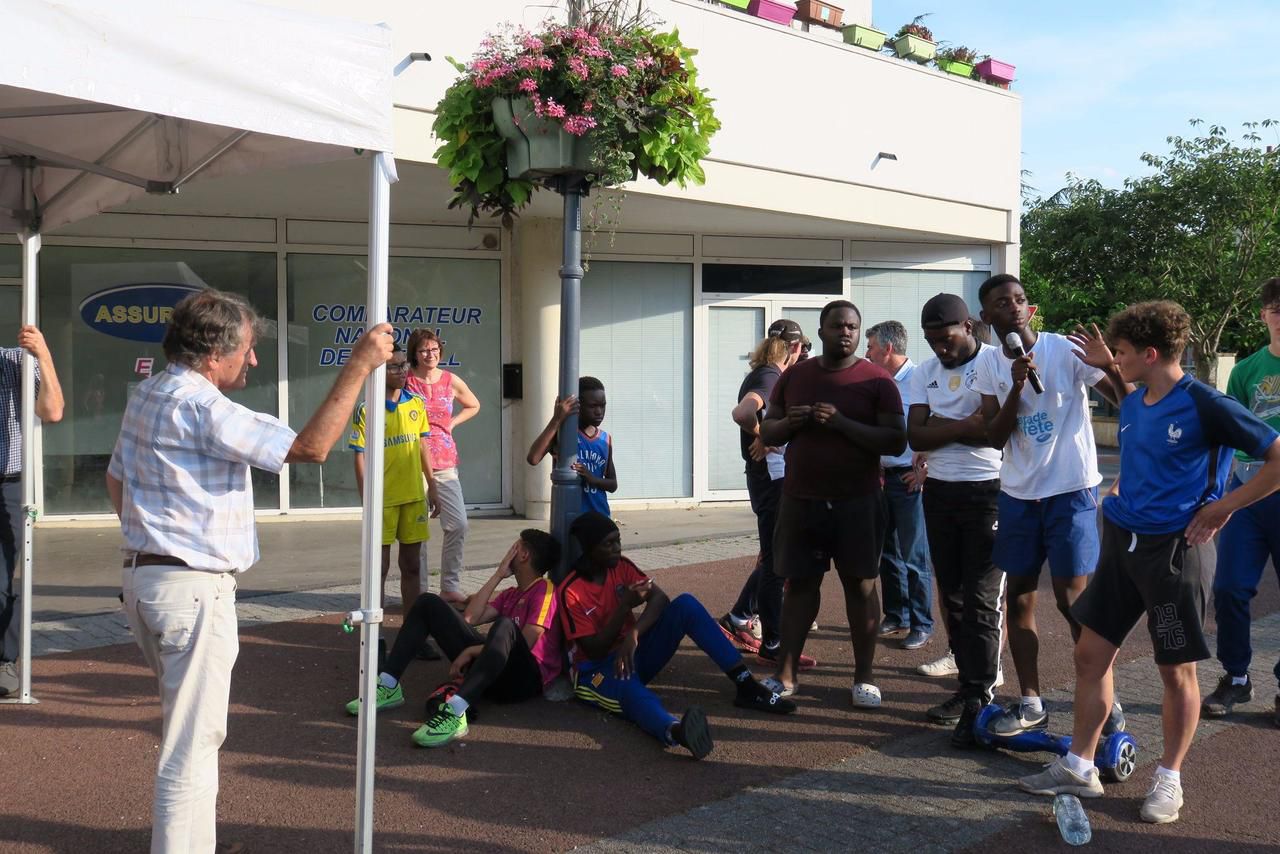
[4,499,1279,853]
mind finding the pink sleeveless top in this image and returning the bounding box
[405,370,460,471]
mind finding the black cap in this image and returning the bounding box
[768,318,803,343]
[920,293,971,329]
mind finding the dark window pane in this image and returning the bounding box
[702,264,842,295]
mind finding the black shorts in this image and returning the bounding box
[773,491,885,581]
[1071,517,1212,666]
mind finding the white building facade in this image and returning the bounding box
[1,0,1021,520]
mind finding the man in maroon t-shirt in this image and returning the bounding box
[761,300,906,708]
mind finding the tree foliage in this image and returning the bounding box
[1022,120,1280,382]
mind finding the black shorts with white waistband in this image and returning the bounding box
[1070,516,1212,666]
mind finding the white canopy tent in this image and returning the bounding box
[1,0,405,848]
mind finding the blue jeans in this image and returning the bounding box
[571,593,743,742]
[879,469,933,632]
[1214,476,1280,686]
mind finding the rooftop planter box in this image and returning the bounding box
[716,0,751,9]
[936,57,973,77]
[976,57,1016,88]
[892,33,935,63]
[842,23,887,51]
[935,46,979,78]
[748,0,796,26]
[794,0,843,27]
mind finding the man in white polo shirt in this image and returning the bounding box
[106,289,393,854]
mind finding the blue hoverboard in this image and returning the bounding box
[973,703,1140,783]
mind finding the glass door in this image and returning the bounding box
[706,304,766,495]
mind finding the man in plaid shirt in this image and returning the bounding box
[0,325,64,697]
[106,289,393,854]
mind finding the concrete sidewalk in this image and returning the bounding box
[29,503,758,620]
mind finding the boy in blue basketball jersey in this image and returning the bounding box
[528,376,618,517]
[1018,301,1280,825]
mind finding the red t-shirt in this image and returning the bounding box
[770,357,902,499]
[556,556,648,664]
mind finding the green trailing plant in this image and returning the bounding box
[894,14,934,42]
[432,2,721,224]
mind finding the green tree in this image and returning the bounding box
[1022,120,1280,384]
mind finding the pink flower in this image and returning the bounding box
[544,98,566,119]
[568,56,589,80]
[610,64,629,77]
[522,35,543,51]
[536,56,554,70]
[518,77,537,93]
[570,27,589,41]
[583,45,609,59]
[635,55,655,69]
[583,101,594,112]
[563,115,598,136]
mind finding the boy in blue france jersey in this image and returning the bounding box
[528,376,617,517]
[1018,301,1280,825]
[1202,277,1280,726]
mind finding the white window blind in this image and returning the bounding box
[581,261,694,499]
[850,269,988,365]
[708,306,764,491]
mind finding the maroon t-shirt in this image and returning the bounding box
[770,357,902,500]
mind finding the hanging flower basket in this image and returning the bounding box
[491,96,595,179]
[842,23,886,51]
[432,5,721,221]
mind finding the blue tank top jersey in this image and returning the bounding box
[578,428,612,517]
[1104,375,1277,535]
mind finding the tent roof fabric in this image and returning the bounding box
[0,0,394,232]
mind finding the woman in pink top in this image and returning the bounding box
[406,328,481,605]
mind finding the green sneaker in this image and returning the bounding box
[345,681,404,716]
[411,702,469,748]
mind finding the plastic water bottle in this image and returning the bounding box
[1053,793,1092,846]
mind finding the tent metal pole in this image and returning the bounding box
[0,104,127,120]
[0,134,160,191]
[4,156,39,705]
[172,129,251,190]
[353,151,396,853]
[43,115,159,212]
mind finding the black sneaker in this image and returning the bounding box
[734,677,798,715]
[672,705,714,760]
[1202,674,1252,717]
[951,698,982,749]
[927,691,966,725]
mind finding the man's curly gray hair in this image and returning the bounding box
[162,289,262,369]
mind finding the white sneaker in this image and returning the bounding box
[748,617,763,642]
[1140,774,1183,824]
[917,652,958,678]
[1018,757,1105,798]
[851,682,882,708]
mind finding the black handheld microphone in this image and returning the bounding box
[1004,332,1045,394]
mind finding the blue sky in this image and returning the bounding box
[870,0,1280,198]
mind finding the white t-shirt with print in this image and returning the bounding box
[967,331,1105,500]
[880,359,916,469]
[909,344,1003,482]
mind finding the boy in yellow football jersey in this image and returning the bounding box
[351,344,440,613]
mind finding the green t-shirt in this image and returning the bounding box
[1226,346,1280,461]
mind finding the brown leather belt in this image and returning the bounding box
[124,553,189,568]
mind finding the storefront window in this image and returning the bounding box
[38,247,279,514]
[285,254,503,508]
[581,261,694,499]
[0,243,18,278]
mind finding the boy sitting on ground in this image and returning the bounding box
[557,511,796,760]
[345,529,563,748]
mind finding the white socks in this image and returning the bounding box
[1063,751,1094,777]
[378,672,398,689]
[446,694,470,717]
[1231,675,1249,686]
[1021,695,1044,714]
[1155,765,1181,784]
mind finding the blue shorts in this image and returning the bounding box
[993,487,1100,578]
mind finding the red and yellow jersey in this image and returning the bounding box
[556,556,648,662]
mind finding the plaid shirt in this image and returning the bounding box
[109,362,295,572]
[0,347,41,477]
